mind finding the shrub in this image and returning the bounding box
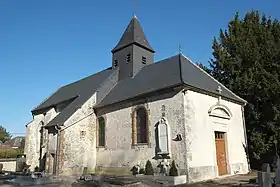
[144,160,154,175]
[34,166,39,172]
[139,168,145,174]
[169,160,179,176]
[0,149,24,158]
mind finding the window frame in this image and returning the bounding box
[132,106,149,146]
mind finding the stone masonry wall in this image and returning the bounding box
[59,93,97,175]
[24,114,44,170]
[25,108,59,171]
[95,90,188,174]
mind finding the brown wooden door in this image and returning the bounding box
[215,132,227,175]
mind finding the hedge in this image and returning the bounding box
[0,149,24,158]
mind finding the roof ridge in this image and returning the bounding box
[61,67,112,88]
[95,69,120,104]
[180,54,247,104]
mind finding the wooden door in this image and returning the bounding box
[215,131,227,175]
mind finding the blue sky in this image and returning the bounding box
[0,0,279,137]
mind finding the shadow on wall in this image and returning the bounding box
[154,122,161,159]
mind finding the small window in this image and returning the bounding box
[114,60,118,67]
[142,56,147,64]
[215,131,225,140]
[98,117,105,147]
[126,54,131,63]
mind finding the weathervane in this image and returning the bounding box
[179,44,182,54]
[134,0,137,17]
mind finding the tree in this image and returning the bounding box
[207,10,280,168]
[169,160,179,176]
[0,125,12,143]
[196,62,213,75]
[144,160,154,175]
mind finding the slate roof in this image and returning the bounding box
[31,68,115,127]
[33,54,245,127]
[111,16,155,53]
[31,16,246,128]
[96,54,246,108]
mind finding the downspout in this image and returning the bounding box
[242,104,251,172]
[54,125,61,176]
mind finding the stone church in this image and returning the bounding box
[24,15,249,182]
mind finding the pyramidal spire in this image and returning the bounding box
[111,16,155,53]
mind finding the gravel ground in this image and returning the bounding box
[0,172,258,187]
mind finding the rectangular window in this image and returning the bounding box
[114,60,118,67]
[98,117,105,147]
[126,54,131,63]
[215,131,225,139]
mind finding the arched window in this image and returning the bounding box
[135,107,148,144]
[208,104,232,119]
[97,117,105,147]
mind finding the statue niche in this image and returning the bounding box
[155,118,170,159]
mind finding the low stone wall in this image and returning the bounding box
[135,174,187,186]
[0,158,17,172]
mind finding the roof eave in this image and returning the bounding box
[182,83,247,105]
[95,83,184,109]
[111,42,155,53]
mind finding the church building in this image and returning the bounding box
[24,15,249,182]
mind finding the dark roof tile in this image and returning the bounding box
[111,16,154,53]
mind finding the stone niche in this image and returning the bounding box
[155,117,170,158]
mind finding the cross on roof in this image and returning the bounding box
[217,85,222,95]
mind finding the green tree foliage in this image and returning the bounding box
[0,125,12,143]
[169,160,179,176]
[197,62,213,75]
[144,160,154,175]
[207,10,280,168]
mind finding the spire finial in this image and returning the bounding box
[134,0,137,17]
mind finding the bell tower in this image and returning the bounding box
[111,16,155,81]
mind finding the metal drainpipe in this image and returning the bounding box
[54,125,61,176]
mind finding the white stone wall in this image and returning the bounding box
[25,114,44,170]
[96,90,188,174]
[184,90,249,182]
[0,159,16,172]
[60,93,97,175]
[24,108,59,170]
